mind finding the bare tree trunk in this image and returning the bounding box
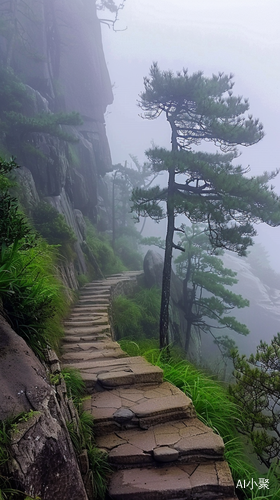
[159,118,177,350]
[159,166,175,349]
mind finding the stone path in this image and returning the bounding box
[61,272,237,500]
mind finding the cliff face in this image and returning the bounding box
[0,0,113,286]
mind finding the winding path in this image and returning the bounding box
[61,272,237,500]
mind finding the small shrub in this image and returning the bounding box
[112,295,142,339]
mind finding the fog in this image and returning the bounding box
[101,0,280,270]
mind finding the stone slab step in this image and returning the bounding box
[63,334,110,345]
[63,325,110,335]
[70,307,109,314]
[79,288,110,294]
[108,461,235,500]
[96,418,224,468]
[64,317,109,327]
[84,382,194,433]
[62,340,121,351]
[66,314,108,322]
[70,306,108,313]
[63,356,162,374]
[77,298,110,305]
[61,349,127,362]
[74,359,163,393]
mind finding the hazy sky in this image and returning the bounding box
[100,0,280,266]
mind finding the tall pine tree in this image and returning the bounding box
[132,63,280,349]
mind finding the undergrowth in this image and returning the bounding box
[112,286,161,340]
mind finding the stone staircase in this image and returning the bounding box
[61,272,237,500]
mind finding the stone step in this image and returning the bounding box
[62,340,121,351]
[61,348,127,363]
[64,316,109,327]
[70,306,109,314]
[84,381,194,434]
[74,357,163,393]
[108,460,235,500]
[96,418,224,468]
[63,334,111,344]
[66,314,108,322]
[78,298,110,305]
[64,323,110,333]
[78,292,110,300]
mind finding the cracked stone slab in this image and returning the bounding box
[108,461,235,500]
[61,349,126,362]
[109,444,152,466]
[174,433,224,458]
[98,365,163,388]
[153,447,179,463]
[63,341,122,351]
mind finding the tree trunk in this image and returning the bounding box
[159,167,175,349]
[159,118,177,350]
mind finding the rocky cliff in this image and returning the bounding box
[0,0,114,287]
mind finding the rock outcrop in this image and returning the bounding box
[0,315,88,500]
[0,0,114,287]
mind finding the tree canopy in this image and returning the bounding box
[132,63,280,349]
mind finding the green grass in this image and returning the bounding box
[0,239,69,357]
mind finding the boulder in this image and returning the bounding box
[143,250,164,288]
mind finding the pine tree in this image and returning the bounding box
[132,63,280,349]
[230,334,280,468]
[175,224,249,353]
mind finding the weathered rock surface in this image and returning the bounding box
[0,316,88,500]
